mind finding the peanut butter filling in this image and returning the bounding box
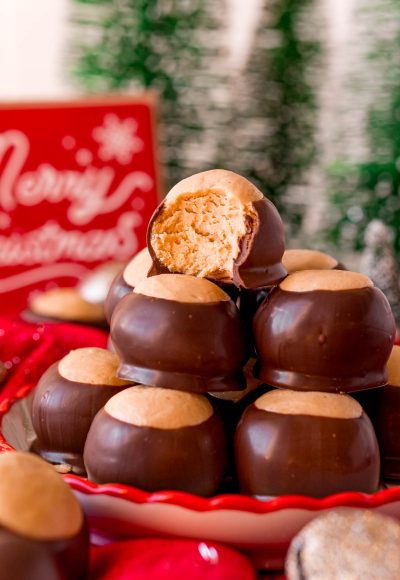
[134,273,230,303]
[387,345,400,387]
[151,189,257,280]
[280,269,373,293]
[105,385,214,429]
[255,389,362,419]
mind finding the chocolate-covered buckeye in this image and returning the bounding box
[285,509,400,580]
[282,248,345,274]
[147,169,287,289]
[254,270,395,392]
[111,274,248,391]
[0,530,60,580]
[0,452,88,580]
[31,348,133,473]
[104,248,153,324]
[84,386,227,496]
[25,287,106,326]
[78,260,124,306]
[377,345,400,479]
[208,358,270,433]
[235,390,380,497]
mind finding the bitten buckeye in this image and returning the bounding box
[235,390,380,497]
[84,386,227,496]
[31,348,133,473]
[111,274,248,392]
[0,452,88,580]
[147,169,286,289]
[254,270,395,392]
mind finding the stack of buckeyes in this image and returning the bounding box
[32,169,397,498]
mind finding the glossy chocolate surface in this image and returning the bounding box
[84,410,227,496]
[0,529,60,580]
[0,522,88,580]
[104,270,132,324]
[377,385,400,479]
[232,199,286,289]
[254,286,395,392]
[148,198,286,290]
[31,363,129,473]
[235,405,380,497]
[46,519,89,580]
[111,293,248,391]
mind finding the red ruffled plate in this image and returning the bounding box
[1,317,400,571]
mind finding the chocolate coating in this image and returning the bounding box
[235,404,380,497]
[377,385,400,479]
[31,363,129,473]
[111,293,248,392]
[254,286,395,392]
[45,519,89,580]
[232,199,286,289]
[84,409,227,496]
[104,269,132,324]
[0,522,88,580]
[0,529,60,580]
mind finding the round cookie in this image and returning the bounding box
[147,169,286,289]
[84,386,227,496]
[235,390,380,497]
[111,274,248,392]
[104,248,153,324]
[25,287,106,327]
[285,509,400,580]
[0,452,88,580]
[377,345,400,479]
[31,348,133,473]
[253,270,395,392]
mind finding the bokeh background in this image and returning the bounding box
[1,0,399,269]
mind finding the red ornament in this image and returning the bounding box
[89,539,256,580]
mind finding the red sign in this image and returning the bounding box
[0,95,160,313]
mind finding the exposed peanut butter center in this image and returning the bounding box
[30,287,105,323]
[59,348,132,386]
[283,249,338,274]
[105,385,214,428]
[150,169,263,280]
[123,247,153,287]
[387,345,400,387]
[280,269,373,293]
[134,274,230,303]
[255,389,362,419]
[0,452,83,541]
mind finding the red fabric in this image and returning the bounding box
[89,539,256,580]
[0,316,107,414]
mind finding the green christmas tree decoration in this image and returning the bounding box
[71,0,220,189]
[327,1,400,260]
[215,0,321,227]
[71,0,320,223]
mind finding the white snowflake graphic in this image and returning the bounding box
[92,114,143,165]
